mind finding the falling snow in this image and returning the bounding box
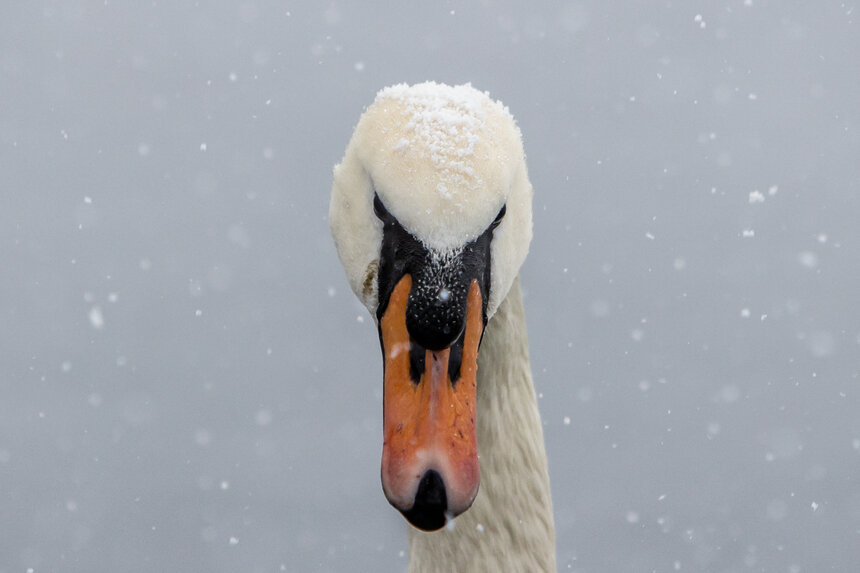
[748,190,765,204]
[4,2,857,572]
[88,306,105,329]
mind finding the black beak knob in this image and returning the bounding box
[406,280,467,351]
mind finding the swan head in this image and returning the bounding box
[330,82,533,530]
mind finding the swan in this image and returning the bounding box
[330,82,555,571]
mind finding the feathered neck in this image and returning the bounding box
[406,277,556,572]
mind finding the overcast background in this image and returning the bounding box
[2,1,859,572]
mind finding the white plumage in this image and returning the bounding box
[330,82,555,571]
[330,82,532,319]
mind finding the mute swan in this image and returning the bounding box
[330,82,555,571]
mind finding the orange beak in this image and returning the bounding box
[379,274,483,530]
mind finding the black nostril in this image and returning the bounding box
[402,470,448,531]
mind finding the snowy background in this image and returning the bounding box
[2,2,859,572]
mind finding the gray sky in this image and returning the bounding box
[2,2,859,571]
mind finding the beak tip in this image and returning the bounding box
[400,469,448,531]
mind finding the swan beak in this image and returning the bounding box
[379,274,482,531]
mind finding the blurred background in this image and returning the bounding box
[2,1,858,571]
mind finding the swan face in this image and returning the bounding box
[330,82,533,530]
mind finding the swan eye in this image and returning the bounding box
[491,204,506,229]
[373,192,391,221]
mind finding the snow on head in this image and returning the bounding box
[374,82,490,199]
[347,81,524,252]
[330,81,534,319]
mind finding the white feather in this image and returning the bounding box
[330,82,555,571]
[330,82,533,319]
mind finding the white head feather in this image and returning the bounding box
[330,82,533,319]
